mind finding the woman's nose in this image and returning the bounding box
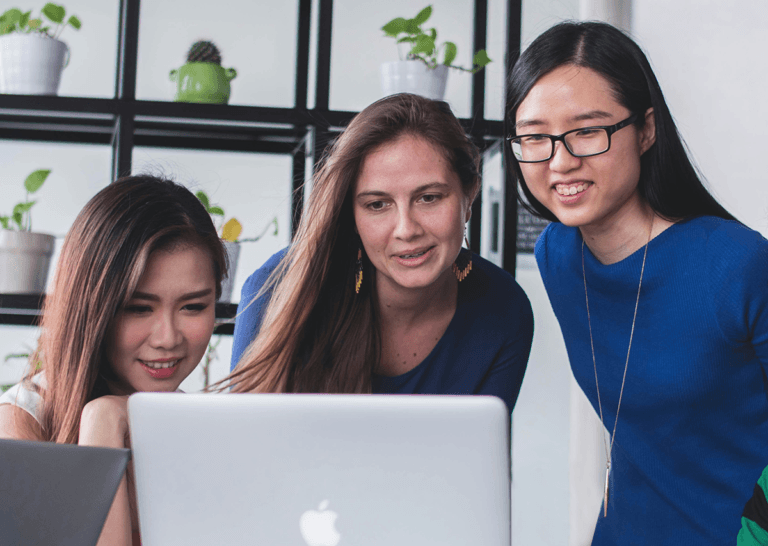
[149,312,182,349]
[393,207,424,241]
[549,140,582,173]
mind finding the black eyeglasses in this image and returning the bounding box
[507,113,639,163]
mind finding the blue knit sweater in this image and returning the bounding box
[536,216,768,544]
[231,249,534,411]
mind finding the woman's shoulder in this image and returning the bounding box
[464,253,533,322]
[241,247,289,298]
[0,373,45,425]
[533,221,579,276]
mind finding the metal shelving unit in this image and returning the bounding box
[0,0,522,330]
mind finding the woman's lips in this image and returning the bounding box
[393,246,434,267]
[139,359,181,380]
[553,181,592,202]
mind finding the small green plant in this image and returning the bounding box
[196,190,279,243]
[382,5,491,73]
[1,169,51,231]
[186,40,222,65]
[0,3,82,38]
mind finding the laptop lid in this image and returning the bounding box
[0,438,130,546]
[129,393,510,546]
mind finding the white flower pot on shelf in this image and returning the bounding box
[0,34,69,95]
[0,231,56,294]
[380,61,449,101]
[219,240,240,303]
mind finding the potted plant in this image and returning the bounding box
[0,3,82,95]
[0,169,56,294]
[196,190,278,302]
[380,5,491,101]
[170,40,237,104]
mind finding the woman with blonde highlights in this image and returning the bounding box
[0,175,227,546]
[227,93,533,409]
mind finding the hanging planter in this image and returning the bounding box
[379,6,491,101]
[0,4,82,96]
[170,40,237,104]
[0,170,55,294]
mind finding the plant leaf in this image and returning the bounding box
[221,218,242,242]
[404,18,421,35]
[413,5,432,25]
[410,34,435,56]
[24,169,50,193]
[3,9,22,26]
[42,3,65,24]
[12,211,23,230]
[208,206,225,216]
[27,18,42,29]
[443,41,457,66]
[0,216,9,230]
[67,15,81,30]
[0,22,14,35]
[473,49,492,68]
[429,27,436,41]
[13,201,36,216]
[20,11,30,28]
[381,17,406,37]
[4,352,29,362]
[397,36,416,44]
[195,190,210,209]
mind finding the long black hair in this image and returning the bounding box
[505,20,735,223]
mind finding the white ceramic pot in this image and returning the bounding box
[380,61,449,101]
[0,231,56,294]
[0,34,69,95]
[219,240,240,303]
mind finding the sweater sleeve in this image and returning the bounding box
[230,249,287,371]
[707,224,768,374]
[475,286,534,411]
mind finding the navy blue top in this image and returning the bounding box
[536,216,768,545]
[231,249,534,411]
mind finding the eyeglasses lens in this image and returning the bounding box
[511,128,610,162]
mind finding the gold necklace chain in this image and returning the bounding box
[581,217,653,518]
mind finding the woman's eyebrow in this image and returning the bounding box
[130,288,213,302]
[515,110,615,131]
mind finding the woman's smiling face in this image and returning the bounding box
[353,134,471,296]
[105,244,216,395]
[515,64,655,231]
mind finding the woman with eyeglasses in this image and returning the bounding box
[506,21,768,544]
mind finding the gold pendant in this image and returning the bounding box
[603,465,610,517]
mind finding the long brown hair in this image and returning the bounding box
[224,93,480,394]
[27,175,226,444]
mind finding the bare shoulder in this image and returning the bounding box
[0,404,44,441]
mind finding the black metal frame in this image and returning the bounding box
[0,0,523,328]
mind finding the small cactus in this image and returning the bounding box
[186,40,222,65]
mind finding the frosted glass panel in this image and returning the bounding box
[136,0,299,107]
[521,0,579,48]
[330,0,475,118]
[42,0,120,98]
[484,0,508,121]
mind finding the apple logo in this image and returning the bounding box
[299,499,341,546]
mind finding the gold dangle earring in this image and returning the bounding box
[452,234,472,282]
[355,247,364,294]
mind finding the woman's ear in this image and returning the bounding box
[640,107,656,154]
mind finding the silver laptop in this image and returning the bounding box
[0,438,130,546]
[128,393,510,546]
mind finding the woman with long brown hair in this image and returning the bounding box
[0,175,227,546]
[227,93,533,409]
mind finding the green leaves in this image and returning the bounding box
[0,4,81,37]
[42,3,64,24]
[195,190,210,210]
[2,169,51,232]
[381,5,491,73]
[473,49,492,69]
[24,169,50,193]
[208,206,224,216]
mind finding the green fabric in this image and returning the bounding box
[738,517,768,545]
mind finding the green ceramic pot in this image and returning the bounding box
[169,62,237,104]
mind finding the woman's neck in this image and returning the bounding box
[375,269,458,328]
[579,203,673,265]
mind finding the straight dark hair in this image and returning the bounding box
[505,20,735,223]
[29,175,226,444]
